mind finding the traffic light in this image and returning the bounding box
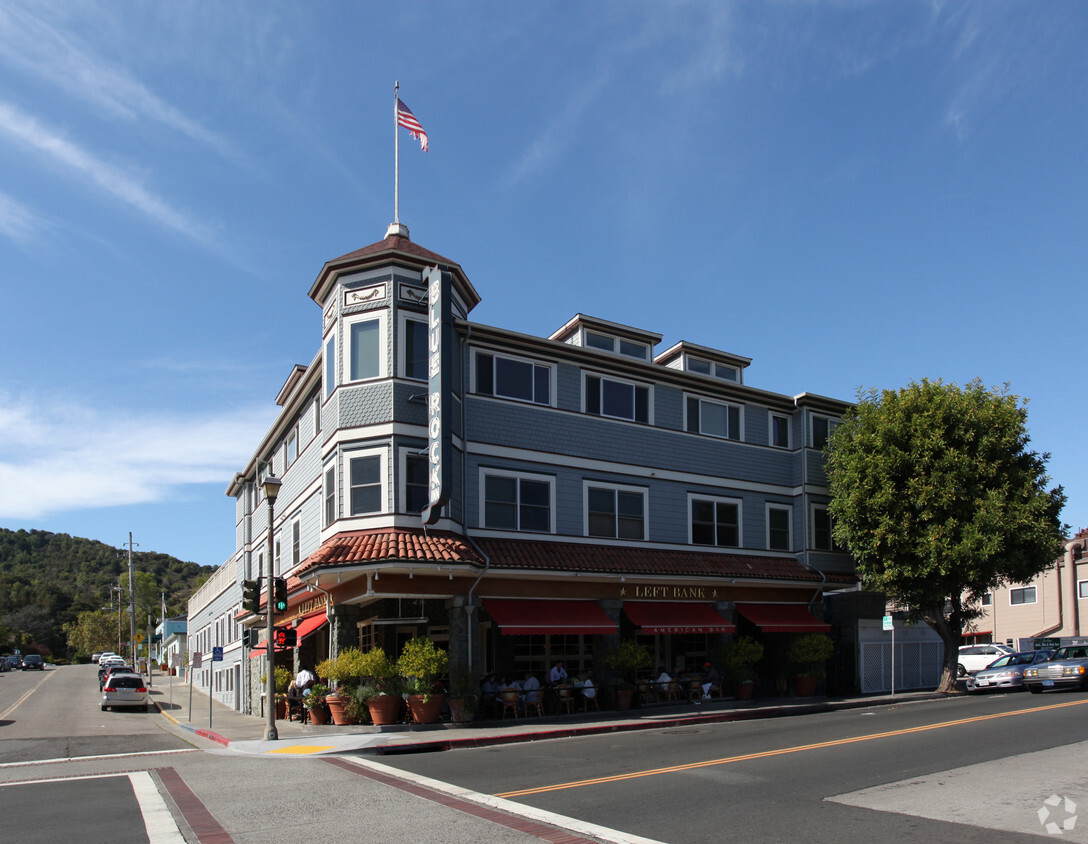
[273,577,288,613]
[242,628,257,649]
[242,578,262,614]
[273,627,297,649]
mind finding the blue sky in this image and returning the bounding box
[1,1,1085,567]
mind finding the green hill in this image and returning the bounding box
[0,527,214,658]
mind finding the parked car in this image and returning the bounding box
[99,664,135,689]
[4,656,19,671]
[0,656,8,672]
[965,650,1053,693]
[96,652,118,665]
[957,643,1016,676]
[20,654,45,670]
[101,673,150,711]
[1022,645,1088,693]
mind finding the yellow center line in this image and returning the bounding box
[495,697,1088,798]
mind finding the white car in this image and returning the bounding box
[97,652,118,664]
[957,643,1015,676]
[101,673,150,711]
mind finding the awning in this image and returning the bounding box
[623,602,736,634]
[295,612,328,642]
[484,599,617,636]
[736,603,830,633]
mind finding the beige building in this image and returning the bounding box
[963,528,1088,648]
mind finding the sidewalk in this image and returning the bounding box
[150,677,948,759]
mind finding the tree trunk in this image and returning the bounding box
[925,603,961,693]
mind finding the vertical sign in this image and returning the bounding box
[422,265,452,525]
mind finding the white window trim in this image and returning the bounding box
[399,312,428,381]
[479,467,556,533]
[345,446,388,518]
[398,447,428,514]
[766,503,792,551]
[769,412,790,449]
[1009,586,1038,606]
[582,479,648,541]
[685,394,744,441]
[473,349,555,407]
[583,372,653,424]
[290,517,301,569]
[344,311,388,384]
[687,493,743,547]
[810,413,838,449]
[323,463,337,527]
[583,329,650,361]
[323,329,337,401]
[1079,580,1088,600]
[285,426,298,467]
[810,503,837,551]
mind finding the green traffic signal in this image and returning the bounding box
[273,577,288,613]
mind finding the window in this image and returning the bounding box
[811,415,839,449]
[1079,581,1088,599]
[767,505,791,551]
[1010,586,1037,605]
[291,519,301,568]
[324,332,336,398]
[690,497,740,547]
[482,471,552,532]
[404,452,428,514]
[345,313,385,382]
[323,465,336,526]
[686,357,739,382]
[980,592,993,606]
[586,484,646,540]
[285,428,298,466]
[586,375,650,423]
[348,454,382,515]
[770,413,790,449]
[812,506,840,551]
[476,352,550,405]
[584,330,650,361]
[686,397,742,441]
[403,317,428,381]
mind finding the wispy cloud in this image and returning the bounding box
[0,189,44,244]
[0,100,218,246]
[0,2,236,160]
[0,391,276,520]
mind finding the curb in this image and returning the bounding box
[154,700,232,747]
[374,691,950,755]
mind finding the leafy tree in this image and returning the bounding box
[64,609,119,656]
[826,379,1066,693]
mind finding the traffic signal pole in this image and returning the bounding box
[262,476,281,742]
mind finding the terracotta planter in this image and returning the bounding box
[368,693,402,726]
[734,681,755,700]
[794,675,820,697]
[448,698,475,723]
[614,688,634,711]
[275,698,287,720]
[307,704,329,725]
[407,693,445,724]
[326,693,351,725]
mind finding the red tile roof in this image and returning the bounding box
[296,528,484,575]
[476,537,855,584]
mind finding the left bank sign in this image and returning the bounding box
[422,265,452,525]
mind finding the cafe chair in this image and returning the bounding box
[582,691,599,712]
[688,680,703,702]
[500,690,520,719]
[666,681,680,703]
[524,693,544,718]
[555,684,575,715]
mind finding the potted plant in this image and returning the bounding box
[305,683,331,725]
[721,636,764,700]
[603,639,652,710]
[396,636,449,724]
[357,647,402,726]
[447,667,479,724]
[787,633,834,696]
[261,665,293,719]
[317,647,367,725]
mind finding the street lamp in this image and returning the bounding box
[262,474,282,741]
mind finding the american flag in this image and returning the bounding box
[397,98,428,152]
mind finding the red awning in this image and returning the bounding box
[736,603,830,633]
[484,599,617,636]
[295,612,328,642]
[623,602,736,634]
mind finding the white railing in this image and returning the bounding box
[187,556,237,616]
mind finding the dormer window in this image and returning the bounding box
[584,330,650,361]
[686,356,739,382]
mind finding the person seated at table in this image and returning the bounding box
[701,662,721,698]
[549,660,568,685]
[295,665,316,691]
[522,671,541,709]
[481,673,499,717]
[579,671,596,700]
[655,667,672,701]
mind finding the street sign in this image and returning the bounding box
[191,651,202,669]
[882,615,893,631]
[212,647,223,662]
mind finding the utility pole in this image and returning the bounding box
[126,533,138,667]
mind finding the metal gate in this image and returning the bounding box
[860,640,944,693]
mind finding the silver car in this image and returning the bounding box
[965,650,1053,693]
[101,673,150,711]
[1023,645,1088,693]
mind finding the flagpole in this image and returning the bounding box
[394,80,400,226]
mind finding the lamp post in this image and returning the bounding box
[262,474,282,741]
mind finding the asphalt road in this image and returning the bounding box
[374,689,1088,843]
